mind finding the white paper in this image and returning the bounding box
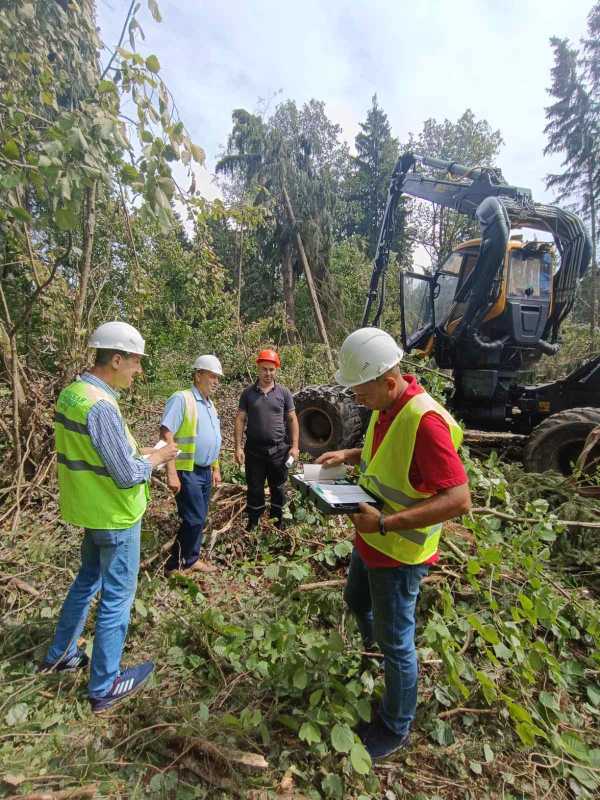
[303,463,346,482]
[313,484,377,505]
[143,439,181,469]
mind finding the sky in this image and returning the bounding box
[96,0,593,207]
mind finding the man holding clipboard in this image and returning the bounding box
[316,327,471,760]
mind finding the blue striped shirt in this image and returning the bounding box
[82,373,152,489]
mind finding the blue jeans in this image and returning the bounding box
[344,547,429,736]
[166,465,212,570]
[46,520,141,698]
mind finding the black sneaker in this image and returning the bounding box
[90,661,154,714]
[358,715,410,760]
[39,648,89,673]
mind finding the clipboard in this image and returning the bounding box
[290,473,382,514]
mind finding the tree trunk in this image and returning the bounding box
[281,241,296,337]
[236,226,244,325]
[588,161,598,350]
[73,180,97,342]
[281,182,334,370]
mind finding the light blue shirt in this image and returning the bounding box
[160,385,221,467]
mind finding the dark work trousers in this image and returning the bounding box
[166,465,212,571]
[245,444,288,526]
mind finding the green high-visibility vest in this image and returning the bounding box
[55,379,148,529]
[358,391,464,565]
[172,389,220,472]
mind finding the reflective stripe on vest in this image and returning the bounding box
[173,390,198,471]
[358,391,463,565]
[55,379,147,530]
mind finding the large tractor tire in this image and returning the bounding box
[293,385,367,458]
[523,407,600,474]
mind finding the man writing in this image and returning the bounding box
[160,355,224,575]
[317,327,471,759]
[234,348,299,530]
[42,322,178,714]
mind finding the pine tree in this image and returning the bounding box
[544,15,600,343]
[348,95,404,259]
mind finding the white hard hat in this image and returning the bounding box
[88,321,146,355]
[192,354,224,376]
[335,327,403,387]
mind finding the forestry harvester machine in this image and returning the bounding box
[294,152,600,473]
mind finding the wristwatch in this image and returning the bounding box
[378,513,386,536]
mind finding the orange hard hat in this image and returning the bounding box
[256,348,281,368]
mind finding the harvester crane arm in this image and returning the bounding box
[362,152,590,346]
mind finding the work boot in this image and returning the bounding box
[188,559,217,574]
[358,714,410,760]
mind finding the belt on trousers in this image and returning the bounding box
[245,442,288,456]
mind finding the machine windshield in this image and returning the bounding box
[508,250,553,299]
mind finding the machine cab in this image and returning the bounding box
[400,237,554,358]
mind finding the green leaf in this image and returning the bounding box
[331,723,354,754]
[190,143,205,164]
[5,703,29,726]
[586,685,600,707]
[570,766,600,791]
[322,773,343,799]
[506,701,532,724]
[121,164,142,184]
[518,593,534,611]
[3,139,20,160]
[431,718,455,746]
[483,743,494,763]
[515,721,536,747]
[350,741,372,775]
[480,547,502,565]
[145,54,161,73]
[98,80,117,95]
[55,206,78,231]
[467,559,481,575]
[134,598,147,618]
[493,642,512,660]
[298,721,321,745]
[197,703,209,723]
[293,667,307,690]
[539,691,560,712]
[11,207,32,223]
[559,732,591,763]
[334,540,353,558]
[40,90,55,107]
[469,761,482,775]
[147,0,163,22]
[68,128,88,152]
[356,697,372,722]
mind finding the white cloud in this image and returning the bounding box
[98,0,593,205]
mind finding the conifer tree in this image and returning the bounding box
[348,95,407,260]
[544,6,600,341]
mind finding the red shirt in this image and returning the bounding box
[355,375,467,568]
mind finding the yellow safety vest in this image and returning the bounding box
[55,379,148,529]
[358,391,463,564]
[171,389,220,472]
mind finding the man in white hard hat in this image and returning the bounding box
[317,327,471,759]
[159,355,224,575]
[42,321,178,714]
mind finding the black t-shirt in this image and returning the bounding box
[239,382,295,448]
